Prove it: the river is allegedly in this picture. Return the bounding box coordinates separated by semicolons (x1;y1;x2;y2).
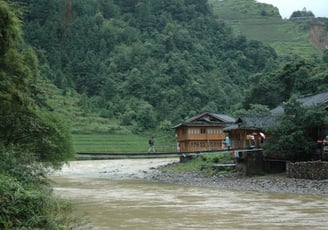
51;159;328;230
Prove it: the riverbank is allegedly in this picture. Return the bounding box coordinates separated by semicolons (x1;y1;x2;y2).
146;162;328;195
52;159;328;195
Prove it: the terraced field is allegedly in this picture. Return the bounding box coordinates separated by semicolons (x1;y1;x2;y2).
72;134;177;153
209;0;322;57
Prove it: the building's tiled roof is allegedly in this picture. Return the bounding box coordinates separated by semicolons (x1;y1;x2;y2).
172;112;235;129
271;91;328;114
223;115;277;131
185;112;235;123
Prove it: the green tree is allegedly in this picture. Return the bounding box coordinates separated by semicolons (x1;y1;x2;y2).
0;1;73;167
243;58;323;109
232;103;271;117
323;50;328;64
243;72;281;109
264;98;328;161
0;2;75;229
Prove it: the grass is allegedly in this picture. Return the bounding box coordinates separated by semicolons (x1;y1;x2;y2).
164;152;234;176
72;133;177;153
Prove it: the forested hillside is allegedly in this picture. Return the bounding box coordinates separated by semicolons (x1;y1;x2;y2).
9;0;277;131
9;0;328;133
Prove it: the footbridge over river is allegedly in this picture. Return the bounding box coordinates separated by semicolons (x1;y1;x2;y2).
75;148;284;177
75;148;263;160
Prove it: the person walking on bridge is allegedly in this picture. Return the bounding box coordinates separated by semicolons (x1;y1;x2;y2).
148;136;156;153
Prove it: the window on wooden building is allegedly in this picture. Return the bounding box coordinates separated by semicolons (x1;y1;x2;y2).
207;128;223;134
188;128;201;134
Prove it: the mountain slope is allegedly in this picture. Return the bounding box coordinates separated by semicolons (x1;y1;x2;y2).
208;0;325;57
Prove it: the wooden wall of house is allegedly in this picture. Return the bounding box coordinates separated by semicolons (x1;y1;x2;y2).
228;129;264;149
175;126;226;152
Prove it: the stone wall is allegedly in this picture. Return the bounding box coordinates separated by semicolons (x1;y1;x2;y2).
244;150;263;176
286;161;328;180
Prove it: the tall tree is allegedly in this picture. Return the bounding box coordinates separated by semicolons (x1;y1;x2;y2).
0;1;73;168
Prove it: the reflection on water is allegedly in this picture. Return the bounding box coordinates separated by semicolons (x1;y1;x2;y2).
52;176;328;230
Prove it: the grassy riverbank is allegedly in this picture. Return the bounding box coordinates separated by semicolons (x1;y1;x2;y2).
162;152;235;176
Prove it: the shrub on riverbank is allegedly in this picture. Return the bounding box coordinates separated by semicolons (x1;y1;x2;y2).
1;174;55;229
0;175;81;229
0;149;80;229
165;152;234;176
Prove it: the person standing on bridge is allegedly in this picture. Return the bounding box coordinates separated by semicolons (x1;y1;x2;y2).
224;134;231;150
148;136;156;153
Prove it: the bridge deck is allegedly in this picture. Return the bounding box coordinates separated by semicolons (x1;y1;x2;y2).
75;148;263;160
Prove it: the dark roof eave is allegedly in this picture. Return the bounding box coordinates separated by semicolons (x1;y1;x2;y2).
172;122;234;129
224;127;264;131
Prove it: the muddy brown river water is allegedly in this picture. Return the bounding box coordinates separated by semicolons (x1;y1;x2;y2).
51;159;328;230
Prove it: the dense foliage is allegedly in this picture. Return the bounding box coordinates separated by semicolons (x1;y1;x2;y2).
264;98;328;161
0;2;74;228
0;149;75;229
0;1;73;167
11;0;280;131
243;58;328;109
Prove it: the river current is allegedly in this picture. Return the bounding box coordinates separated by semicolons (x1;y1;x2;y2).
51;159;328;230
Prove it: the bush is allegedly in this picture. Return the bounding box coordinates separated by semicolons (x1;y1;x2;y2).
167;152;233;176
0;148;81;229
0;147;46;186
0;173;80;229
0;174;52;229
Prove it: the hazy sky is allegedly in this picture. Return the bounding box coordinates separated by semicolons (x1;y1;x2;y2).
256;0;328;19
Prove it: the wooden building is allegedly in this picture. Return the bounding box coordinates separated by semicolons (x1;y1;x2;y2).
226;91;328;150
223;115;275;149
172;112;235;152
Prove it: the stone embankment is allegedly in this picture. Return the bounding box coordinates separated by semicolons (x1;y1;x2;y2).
287;161;328;180
147;163;328;195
